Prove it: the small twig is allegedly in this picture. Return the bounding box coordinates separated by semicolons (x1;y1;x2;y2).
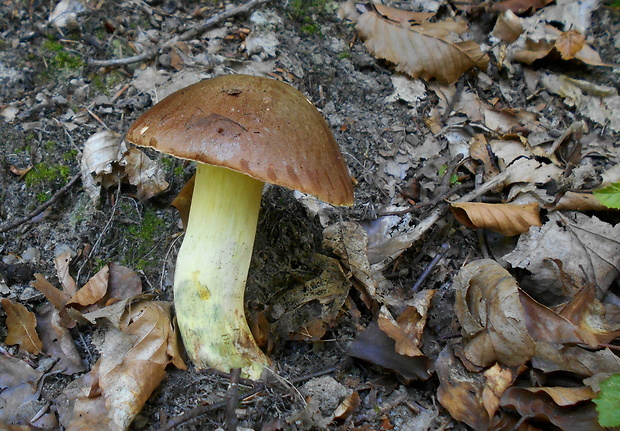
225;368;241;431
89;0;274;67
411;243;450;292
0;173;80;233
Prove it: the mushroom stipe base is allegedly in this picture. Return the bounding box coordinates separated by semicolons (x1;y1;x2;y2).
174;163;271;379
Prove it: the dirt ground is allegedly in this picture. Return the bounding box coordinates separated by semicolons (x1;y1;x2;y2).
1;0;619;430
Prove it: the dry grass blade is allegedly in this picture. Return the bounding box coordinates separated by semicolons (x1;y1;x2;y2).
356;9;489;84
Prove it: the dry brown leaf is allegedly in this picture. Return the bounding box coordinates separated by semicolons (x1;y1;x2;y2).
355;9;488;84
55;247;77;296
559;285;620;345
62;301;185;431
2;298;43;355
548;191;609;211
36;304;86;374
524;386;595;406
514;25;611;67
120;147;169;201
0;355;45;426
31;272;71;310
171;173;194;230
451;201;542;236
333;391;361;420
67;264;109;308
493;0;554;14
377;290;434;358
533;344;620;376
492;10;523;44
372;3;434;24
454;260;535;367
436;346;490;430
67;263;142;312
469;134;500;179
482;364;515;419
503;212;620;298
500;386;603;431
555;29;585;60
348;321;432;381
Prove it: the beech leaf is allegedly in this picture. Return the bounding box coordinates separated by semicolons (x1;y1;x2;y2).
2;298;43;355
354;7;489;84
62;301;186;431
451;201;542;236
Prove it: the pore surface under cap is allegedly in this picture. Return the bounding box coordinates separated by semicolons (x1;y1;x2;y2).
126;74;353;206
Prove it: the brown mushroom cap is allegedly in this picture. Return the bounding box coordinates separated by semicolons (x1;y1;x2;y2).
126;74;353;206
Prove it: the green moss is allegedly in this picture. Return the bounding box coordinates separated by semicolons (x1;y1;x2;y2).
124;208;166;270
338;51;352;60
63;149;78;161
25;163;70;188
43;39;84;70
301;23;321;35
288;0;337;35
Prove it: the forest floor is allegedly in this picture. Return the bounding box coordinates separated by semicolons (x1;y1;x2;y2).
1;0;620;430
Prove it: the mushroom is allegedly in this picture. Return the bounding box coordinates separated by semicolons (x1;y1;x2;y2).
126;74;353;379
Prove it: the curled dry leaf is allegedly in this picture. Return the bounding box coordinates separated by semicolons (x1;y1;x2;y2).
351;5;488;84
62;301;186;431
492;10;523;44
376;290;435;358
513;25;611;67
80;130;169;202
451;201;542;236
1;298;43;355
120;147;169;201
500;386;603;431
436;346;490;430
171;173;195;230
323;221;378;305
349;320;432;381
274;255;351;341
482;363;515;419
454;260;535;367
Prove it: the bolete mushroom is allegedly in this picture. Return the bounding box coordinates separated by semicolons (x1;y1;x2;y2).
126;74;353;379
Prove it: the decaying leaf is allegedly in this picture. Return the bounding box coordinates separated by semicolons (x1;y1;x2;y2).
451;201;542;236
273;254;350;341
61;301;185;431
482;363;516;419
323;221;378;305
55;246;77;297
2;298;43;355
503;212;620;298
348;5;488;84
541;73;620;133
36;303;86;374
0;355;45;426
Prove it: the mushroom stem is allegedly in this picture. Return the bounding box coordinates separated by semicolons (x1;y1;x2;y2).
174;163;270;379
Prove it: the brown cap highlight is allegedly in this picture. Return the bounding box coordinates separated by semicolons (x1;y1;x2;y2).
126;74;353;206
